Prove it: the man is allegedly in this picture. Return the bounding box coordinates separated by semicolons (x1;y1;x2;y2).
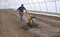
17;4;28;23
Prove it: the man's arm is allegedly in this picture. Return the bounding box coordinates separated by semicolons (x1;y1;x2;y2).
17;7;21;14
23;7;27;13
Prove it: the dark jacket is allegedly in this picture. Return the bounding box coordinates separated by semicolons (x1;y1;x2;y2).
17;6;26;12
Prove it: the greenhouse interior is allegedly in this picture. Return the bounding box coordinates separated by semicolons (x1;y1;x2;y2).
0;0;60;37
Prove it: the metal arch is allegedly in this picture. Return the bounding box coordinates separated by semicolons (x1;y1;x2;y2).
36;0;41;11
30;0;37;10
23;0;28;7
44;0;48;12
44;0;57;13
25;0;32;10
16;0;58;13
54;0;57;13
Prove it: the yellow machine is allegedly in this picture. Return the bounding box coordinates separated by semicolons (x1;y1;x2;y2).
25;12;35;25
20;15;35;30
20;12;37;30
27;16;32;24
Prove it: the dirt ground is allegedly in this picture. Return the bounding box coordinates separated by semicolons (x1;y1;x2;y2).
0;10;32;37
30;13;60;27
0;9;60;37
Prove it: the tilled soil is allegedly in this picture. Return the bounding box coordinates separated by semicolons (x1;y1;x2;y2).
29;13;60;28
0;9;60;37
0;10;32;37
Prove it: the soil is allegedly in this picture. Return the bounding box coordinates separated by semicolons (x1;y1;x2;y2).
0;9;60;37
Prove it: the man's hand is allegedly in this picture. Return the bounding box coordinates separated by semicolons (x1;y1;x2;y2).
17;10;20;12
26;11;27;14
25;10;28;17
17;10;21;14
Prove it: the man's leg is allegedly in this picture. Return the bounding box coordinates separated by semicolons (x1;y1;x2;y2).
20;15;23;22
